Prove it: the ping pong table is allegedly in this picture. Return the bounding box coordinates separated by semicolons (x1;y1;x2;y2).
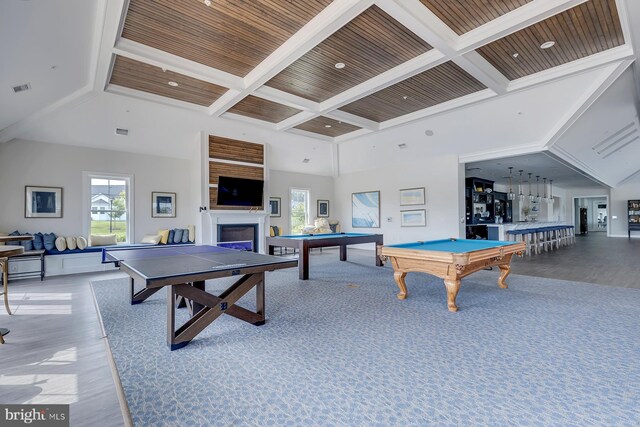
103;245;297;350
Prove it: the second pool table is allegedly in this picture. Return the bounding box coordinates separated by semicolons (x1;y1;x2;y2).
380;239;525;312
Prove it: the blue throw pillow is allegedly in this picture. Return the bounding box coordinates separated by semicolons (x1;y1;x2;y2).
43;232;57;251
20;233;34;251
168;229;175;245
181;229;189;243
33;232;44;250
173;229;183;244
273;226;279;236
7;230;21;245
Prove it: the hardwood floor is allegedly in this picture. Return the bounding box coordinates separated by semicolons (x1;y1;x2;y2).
511;231;640;289
0;233;636;426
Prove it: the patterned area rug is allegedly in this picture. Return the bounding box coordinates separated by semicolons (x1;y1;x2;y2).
92;250;639;426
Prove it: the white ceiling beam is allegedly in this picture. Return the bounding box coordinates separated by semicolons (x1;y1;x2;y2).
458;143;546;164
324;110;380;131
276;111;321;132
208;0;375;117
453;52;509;95
456;0;589;53
113;39;243;90
252;86;319;112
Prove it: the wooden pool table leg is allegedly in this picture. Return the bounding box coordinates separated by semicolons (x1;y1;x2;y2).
497;264;511;289
393;271;408;300
443;278;460;312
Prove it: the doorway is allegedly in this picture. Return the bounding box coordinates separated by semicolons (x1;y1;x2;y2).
573;196;608;234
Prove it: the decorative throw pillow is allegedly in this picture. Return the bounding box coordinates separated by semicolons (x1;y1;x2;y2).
54;236;67;251
7;230;21;246
76;236;88;250
187;225;195;242
158;229;169;244
141;234;161;244
168;229;175;245
43;233;57;251
33;232;44;250
173;229;183;243
181;229;189;243
89;234;117;246
21;233;34;251
66;236;77;250
273;226;279;236
269;226;276;237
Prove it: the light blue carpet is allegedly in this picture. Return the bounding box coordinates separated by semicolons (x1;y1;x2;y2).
92;249;640;426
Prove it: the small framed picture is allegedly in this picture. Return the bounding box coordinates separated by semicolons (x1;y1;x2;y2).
25;186;63;218
269;197;281;217
401;209;427;227
317;200;329;218
152;192;176;218
400;187;425;206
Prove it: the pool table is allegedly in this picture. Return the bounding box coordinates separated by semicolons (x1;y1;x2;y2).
380;239;525;312
267;232;384;280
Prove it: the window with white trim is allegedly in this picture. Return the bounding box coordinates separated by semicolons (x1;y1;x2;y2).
87;174;132;243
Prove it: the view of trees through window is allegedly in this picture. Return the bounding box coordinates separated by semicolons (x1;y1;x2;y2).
290;188;309;234
90;177;129;242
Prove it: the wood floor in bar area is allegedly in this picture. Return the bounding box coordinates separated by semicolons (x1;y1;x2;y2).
0;232;638;426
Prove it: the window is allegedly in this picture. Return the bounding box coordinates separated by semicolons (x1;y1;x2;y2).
290;188;310;234
86;174;133;243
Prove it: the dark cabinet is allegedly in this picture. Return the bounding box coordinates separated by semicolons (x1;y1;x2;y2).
465;177;495;225
628;200;640;238
579;208;588;234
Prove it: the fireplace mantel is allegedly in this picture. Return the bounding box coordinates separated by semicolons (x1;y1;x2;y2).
203;211;268;253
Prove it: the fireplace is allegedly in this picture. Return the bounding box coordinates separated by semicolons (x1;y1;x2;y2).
217;224;259;252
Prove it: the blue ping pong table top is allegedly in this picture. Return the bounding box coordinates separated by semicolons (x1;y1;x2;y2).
103;245;296;279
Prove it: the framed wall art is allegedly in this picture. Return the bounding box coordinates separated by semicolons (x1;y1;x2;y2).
25;186;63;218
399;187;425;206
152;192;176;218
269;197;281;217
317;200;329;218
401;209;426;227
352;191;380;228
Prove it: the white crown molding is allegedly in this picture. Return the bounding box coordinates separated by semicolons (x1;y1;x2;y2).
285;128;335;142
548;145;614;187
324;110;380;131
334;128;372;143
458;143;545;164
106;85;210;114
220;112;279;131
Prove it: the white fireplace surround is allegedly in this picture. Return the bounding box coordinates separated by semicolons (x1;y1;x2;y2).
203;212;268;253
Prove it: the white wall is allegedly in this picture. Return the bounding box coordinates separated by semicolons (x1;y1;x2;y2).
334;154;463;246
267;170;334;234
0;139;196;241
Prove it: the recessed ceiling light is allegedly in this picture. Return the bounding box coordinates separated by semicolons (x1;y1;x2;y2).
512;53;519;58
540;41;555;49
402;95;408;100
334;62;345;69
204;0;212;6
325;124;332;128
425;130;434;136
168;81;178;87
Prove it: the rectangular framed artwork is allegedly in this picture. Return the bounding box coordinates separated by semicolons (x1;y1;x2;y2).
25;186;63;218
317;200;329;218
401;209;427;227
352;191;380;228
399;187;425;206
152;192;176;218
269;197;281;217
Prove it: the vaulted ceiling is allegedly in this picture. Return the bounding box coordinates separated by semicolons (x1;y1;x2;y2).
1;0;639;186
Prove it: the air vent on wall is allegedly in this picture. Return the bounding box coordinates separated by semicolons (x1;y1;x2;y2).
12;83;31;93
115;128;129;136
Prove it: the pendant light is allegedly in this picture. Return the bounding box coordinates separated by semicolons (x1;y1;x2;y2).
528;173;534;202
535;176;541;202
518;170;525;201
542;178;548;202
547;179;554;204
507;167;515;200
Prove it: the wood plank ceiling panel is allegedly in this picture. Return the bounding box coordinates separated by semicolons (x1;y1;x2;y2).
226;96;302;123
339;61;486;122
419;0;532;35
209;135;264;164
121;0;332;77
477;0;624;80
109;55;227;106
265;5;432;102
294;116;361;137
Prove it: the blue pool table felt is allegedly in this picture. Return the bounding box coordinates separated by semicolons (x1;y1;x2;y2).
386;239;518;253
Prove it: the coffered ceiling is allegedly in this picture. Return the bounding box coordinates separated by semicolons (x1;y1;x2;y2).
102;0;634;142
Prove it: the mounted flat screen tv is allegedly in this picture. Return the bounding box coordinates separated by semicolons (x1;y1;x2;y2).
217;176;264;207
